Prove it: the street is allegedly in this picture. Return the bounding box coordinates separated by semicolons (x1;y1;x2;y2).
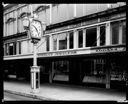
4;92;40;101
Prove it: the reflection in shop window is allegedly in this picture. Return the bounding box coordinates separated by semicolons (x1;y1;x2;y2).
53;34;58;50
86;27;97;47
111;21;126;45
110;59;126;81
94;59;105;76
111;22;119;44
53;60;69;81
82;59;106;83
78;29;83;48
100;25;106;46
122;21;126;44
69;31;74;49
54;61;69;74
59;32;67;50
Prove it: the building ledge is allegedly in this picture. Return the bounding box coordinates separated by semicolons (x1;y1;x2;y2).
3;31;27;41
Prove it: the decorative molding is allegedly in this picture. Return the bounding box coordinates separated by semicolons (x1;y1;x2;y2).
18;12;31;19
6;18;16;23
34;5;49;13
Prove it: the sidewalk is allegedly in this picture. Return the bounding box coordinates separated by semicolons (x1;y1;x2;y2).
4;80;126;102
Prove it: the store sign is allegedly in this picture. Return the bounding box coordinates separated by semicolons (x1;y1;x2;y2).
40;51;77;57
95;47;126;53
39;46;126;58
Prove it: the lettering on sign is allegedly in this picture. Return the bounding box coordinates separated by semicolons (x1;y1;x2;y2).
41;51;76;57
39;47;125;58
96;47;126;53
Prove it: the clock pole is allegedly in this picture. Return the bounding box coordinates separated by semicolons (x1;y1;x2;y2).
22;4;46;94
30;40;40;93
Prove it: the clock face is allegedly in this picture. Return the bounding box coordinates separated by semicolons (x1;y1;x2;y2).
30;20;42;39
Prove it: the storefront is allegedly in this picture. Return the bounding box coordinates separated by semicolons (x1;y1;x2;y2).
37;44;126;89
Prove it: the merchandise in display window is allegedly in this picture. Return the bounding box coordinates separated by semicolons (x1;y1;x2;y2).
53;60;69;81
83;59;106;83
110;61;126;81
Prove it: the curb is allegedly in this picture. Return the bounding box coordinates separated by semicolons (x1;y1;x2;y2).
4;90;58;101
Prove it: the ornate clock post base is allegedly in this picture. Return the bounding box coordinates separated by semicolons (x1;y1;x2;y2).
30;66;40;93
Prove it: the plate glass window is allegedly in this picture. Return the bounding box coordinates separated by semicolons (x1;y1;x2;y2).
69;31;74;49
100;25;106;46
78;29;83;48
59;32;67;50
86;27;97;47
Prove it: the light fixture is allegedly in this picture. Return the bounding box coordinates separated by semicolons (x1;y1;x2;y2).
23;16;30;30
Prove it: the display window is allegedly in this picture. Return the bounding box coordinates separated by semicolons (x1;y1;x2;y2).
110;59;126;81
53;60;69;81
82;59;106;83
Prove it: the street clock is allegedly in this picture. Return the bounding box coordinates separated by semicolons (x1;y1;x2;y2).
30;19;42;40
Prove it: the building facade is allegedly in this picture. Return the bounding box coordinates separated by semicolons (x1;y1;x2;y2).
3;3;126;89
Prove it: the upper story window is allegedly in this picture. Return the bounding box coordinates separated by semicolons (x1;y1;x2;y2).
86;27;97;47
59;32;67;50
111;20;126;45
4;42;16;56
100;25;106;46
78;29;83;48
111;22;119;44
122;21;126;44
69;31;74;49
53;34;58;51
46;36;49;51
